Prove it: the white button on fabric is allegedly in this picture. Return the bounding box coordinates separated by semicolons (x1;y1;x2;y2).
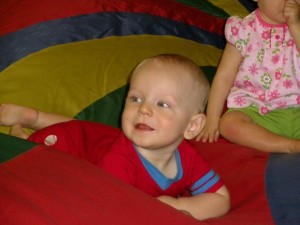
44;135;58;146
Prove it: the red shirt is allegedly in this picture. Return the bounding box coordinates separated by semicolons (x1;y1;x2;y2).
29;120;223;197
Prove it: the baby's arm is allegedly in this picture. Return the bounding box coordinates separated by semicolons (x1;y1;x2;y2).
157;186;230;221
196;43;242;142
0;104;73;131
285;0;300;51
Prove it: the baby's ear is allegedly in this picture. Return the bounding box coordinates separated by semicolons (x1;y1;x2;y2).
184;114;206;140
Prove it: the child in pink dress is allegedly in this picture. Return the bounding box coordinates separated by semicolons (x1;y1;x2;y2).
197;0;300;153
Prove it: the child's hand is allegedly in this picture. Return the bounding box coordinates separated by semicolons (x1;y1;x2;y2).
0;104;38;127
284;0;300;26
195;119;220;143
0;104;22;126
156;195;179;209
157;186;230;221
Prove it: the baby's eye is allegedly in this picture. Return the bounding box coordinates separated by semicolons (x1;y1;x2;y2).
157;101;170;108
129;96;142;103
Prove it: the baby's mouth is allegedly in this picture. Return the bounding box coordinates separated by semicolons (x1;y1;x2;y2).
135;123;154;131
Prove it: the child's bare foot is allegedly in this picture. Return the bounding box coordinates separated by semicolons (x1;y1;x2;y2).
9;124;29;139
0;104;38;127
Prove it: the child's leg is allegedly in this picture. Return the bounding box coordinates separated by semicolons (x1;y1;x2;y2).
219;110;300;153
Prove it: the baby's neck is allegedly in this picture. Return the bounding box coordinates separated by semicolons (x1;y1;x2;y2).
256;9;285;26
135;146;178;178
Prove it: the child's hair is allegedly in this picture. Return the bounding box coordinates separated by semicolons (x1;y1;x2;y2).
132;54;210;113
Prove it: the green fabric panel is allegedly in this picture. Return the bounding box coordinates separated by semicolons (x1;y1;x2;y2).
75;85;129;128
202;66;217;85
176;0;230;19
0;133;36;163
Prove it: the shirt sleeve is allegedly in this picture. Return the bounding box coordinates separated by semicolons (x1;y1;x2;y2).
190;168;222;195
225;15;248;56
28;120;82;152
185;146;224;195
28;120;119;164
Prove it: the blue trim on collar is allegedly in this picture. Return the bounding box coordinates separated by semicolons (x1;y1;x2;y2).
134;146;183;190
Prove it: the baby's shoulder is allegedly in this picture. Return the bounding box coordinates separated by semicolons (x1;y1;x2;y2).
226;11;256;29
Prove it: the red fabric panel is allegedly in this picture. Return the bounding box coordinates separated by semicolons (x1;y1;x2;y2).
0;146;203;225
0;0;224;36
191;139;274;225
0;139;275;224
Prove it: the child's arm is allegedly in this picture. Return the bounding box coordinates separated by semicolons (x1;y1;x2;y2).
0;104;73;130
30;110;74;130
285;0;300;52
157;186;230;220
196;43;242;142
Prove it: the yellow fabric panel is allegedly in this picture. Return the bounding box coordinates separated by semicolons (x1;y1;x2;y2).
0;35;222;134
208;0;251;17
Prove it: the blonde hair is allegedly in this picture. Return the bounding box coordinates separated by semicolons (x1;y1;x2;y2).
132;54;210;113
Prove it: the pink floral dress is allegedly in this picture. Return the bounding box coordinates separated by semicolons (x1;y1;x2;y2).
225;9;300;115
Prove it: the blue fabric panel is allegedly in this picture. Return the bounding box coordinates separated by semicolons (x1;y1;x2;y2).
0;12;225;72
266;153;300;225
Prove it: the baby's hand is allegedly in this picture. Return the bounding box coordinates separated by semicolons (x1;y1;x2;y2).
157;196;192;217
0;104;38;127
157;195;178;208
195;120;220;143
284;0;300;26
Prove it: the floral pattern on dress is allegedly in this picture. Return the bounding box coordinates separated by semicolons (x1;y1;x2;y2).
225;9;300;115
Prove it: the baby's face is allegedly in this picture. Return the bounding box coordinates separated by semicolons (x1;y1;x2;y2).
121;61;198;151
